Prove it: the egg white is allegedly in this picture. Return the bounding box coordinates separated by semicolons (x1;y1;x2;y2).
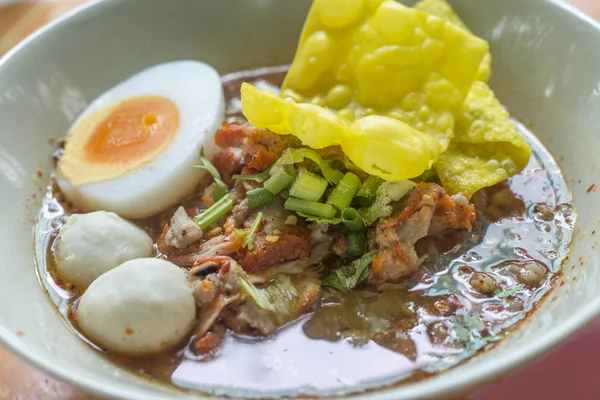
57;60;225;219
77;258;196;356
54;211;154;289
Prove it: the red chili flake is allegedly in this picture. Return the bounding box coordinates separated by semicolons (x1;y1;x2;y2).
588;183;597;193
17;331;24;336
181;229;187;237
221;261;231;275
125;328;134;335
36;170;43;178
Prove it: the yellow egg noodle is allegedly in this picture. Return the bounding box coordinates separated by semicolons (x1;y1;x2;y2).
241;0;531;195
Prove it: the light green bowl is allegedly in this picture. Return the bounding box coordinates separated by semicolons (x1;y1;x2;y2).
1;0;599;399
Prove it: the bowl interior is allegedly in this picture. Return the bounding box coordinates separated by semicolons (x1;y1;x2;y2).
1;0;600;399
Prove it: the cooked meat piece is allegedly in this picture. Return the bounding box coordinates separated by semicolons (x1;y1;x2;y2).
370;183;476;286
160;232;243;268
215;122;286;173
164;207;203;250
471;180;525;222
237;199;314;273
192;256;246;306
240;233;313;273
212;148;244;184
192;324;226;359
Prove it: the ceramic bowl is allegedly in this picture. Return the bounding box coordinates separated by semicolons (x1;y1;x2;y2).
1;0;599;399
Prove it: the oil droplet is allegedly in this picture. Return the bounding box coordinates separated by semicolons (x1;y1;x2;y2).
535;221;552;233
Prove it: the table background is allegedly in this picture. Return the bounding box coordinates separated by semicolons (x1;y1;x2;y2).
1;0;599;399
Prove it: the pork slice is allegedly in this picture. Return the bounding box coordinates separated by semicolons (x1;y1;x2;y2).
369;183;476;286
164;206;203;250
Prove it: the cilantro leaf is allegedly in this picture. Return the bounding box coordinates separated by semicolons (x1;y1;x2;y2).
452;315;486;343
296;212;342;225
495;284;525;299
322;251;377;292
360;180;416;226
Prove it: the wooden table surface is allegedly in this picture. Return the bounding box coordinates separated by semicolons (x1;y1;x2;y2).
1;1;599;399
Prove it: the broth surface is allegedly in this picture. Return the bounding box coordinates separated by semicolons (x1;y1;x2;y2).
34;67;575;397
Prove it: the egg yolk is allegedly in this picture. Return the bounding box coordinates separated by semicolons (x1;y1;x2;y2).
59;96;179;186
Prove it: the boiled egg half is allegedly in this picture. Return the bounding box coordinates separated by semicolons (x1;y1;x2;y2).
57;61;224;219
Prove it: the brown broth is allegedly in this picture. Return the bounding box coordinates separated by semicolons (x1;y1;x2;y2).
34;66;575;398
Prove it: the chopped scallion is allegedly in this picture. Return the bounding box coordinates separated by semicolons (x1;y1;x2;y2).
289;168;328;201
327;172;361;210
247;188;274;208
195;147;229;201
284;197;337;219
355;175;384;206
232;166;273;182
194;195;233;230
346;230;366;256
341;207;365;231
264;166;296;194
274;148;343;184
242;212;263;250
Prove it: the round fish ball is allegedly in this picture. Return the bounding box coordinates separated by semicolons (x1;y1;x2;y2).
77;258;196;355
55;211;153;288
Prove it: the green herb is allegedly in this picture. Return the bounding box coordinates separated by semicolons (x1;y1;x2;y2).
482;335;502;343
232;167;273;182
275;148;344;184
326;172;361;211
288;168;328;201
417;168;438;183
239;275;299;315
194;195;233;230
453;318;471;342
322;251;377;292
341;207;365;231
296;212;342;225
195;147;229;201
343;155;362;173
452;315;486;343
264;165;296;194
285;197;337;219
242;212;263;250
246;188;274;208
496;284;525;299
360;180;416;226
355;175;384;206
346;230;366;256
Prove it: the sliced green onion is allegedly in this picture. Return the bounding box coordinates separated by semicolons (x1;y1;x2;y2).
417;168;437;183
346;230;366;256
194;195;233;230
247;188;274;208
341;207;365;231
195;147;229;201
274;148;343;184
242;212;263;250
232;166;272;182
264;166;296;194
285;197;337;219
289;168;328;201
355;175;384;206
280;190;290;199
327;172;361;210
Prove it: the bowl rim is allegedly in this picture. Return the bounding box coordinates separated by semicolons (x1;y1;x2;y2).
1;0;599;399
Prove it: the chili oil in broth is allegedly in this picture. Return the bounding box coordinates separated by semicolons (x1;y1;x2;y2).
34;66;575;397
